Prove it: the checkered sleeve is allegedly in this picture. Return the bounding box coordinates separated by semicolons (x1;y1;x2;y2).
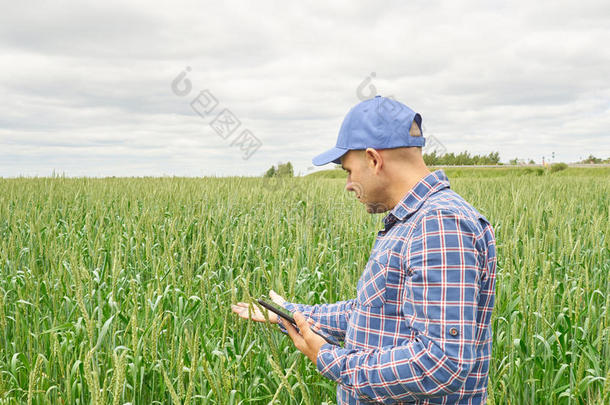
316;210;483;402
280;300;355;340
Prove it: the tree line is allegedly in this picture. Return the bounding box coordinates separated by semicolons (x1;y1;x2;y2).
423;151;501;166
264;153;609;177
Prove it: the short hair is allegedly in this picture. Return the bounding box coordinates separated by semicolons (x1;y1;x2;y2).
409;119;422;137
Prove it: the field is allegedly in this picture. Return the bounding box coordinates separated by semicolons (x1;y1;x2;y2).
0;168;608;404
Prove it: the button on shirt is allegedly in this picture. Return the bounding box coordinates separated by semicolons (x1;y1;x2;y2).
283;170;497;404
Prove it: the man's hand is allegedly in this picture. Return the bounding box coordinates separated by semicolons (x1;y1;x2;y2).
282;311;327;364
231;290;286;323
232;292;326;365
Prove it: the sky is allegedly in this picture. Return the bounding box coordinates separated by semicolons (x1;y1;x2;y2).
1;0;609;177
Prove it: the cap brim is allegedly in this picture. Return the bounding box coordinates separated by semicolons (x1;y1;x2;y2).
312;146;348;166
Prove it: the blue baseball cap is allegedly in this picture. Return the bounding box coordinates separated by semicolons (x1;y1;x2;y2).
312;95;425;166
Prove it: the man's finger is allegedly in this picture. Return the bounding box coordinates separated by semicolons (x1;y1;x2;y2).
231;304;255;319
232;303;277;323
293;312;312;338
231;304;248;317
280;319;304;347
269;290;286;306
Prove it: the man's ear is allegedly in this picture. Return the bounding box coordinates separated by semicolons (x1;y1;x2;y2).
364;148;383;173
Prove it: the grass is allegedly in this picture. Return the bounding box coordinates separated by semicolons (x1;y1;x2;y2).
0;170;608;403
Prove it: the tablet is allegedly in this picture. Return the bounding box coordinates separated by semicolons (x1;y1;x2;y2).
257;298;340;346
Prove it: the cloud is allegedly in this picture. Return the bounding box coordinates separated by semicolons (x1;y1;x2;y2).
1;0;609;177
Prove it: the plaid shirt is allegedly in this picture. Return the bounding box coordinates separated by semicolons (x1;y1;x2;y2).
283;170;497;404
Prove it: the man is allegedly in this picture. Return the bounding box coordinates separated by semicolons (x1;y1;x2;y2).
232;96;497;404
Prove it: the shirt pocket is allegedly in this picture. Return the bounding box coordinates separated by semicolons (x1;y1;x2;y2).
357;250;390;307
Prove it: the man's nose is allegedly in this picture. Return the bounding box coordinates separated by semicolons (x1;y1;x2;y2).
346;181;364;199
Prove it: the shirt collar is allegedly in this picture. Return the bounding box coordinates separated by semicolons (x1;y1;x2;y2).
382;170;451;227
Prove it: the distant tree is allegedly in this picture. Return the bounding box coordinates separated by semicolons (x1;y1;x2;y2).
263;162;294;178
423;150;501;166
580;155;602;164
423;150;441;165
509;158;519;165
550;162;568;173
276;162;293;177
264;166;276;178
528;159;535;164
487;152;501;164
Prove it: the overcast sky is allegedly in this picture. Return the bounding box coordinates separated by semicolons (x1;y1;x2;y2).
1;0;609;177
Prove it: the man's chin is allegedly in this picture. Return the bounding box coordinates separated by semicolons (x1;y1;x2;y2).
365;202;389;214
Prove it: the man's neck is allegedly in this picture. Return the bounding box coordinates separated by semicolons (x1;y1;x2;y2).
386;165;432;210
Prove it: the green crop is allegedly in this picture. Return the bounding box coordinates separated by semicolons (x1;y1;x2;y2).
0;171;608;403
